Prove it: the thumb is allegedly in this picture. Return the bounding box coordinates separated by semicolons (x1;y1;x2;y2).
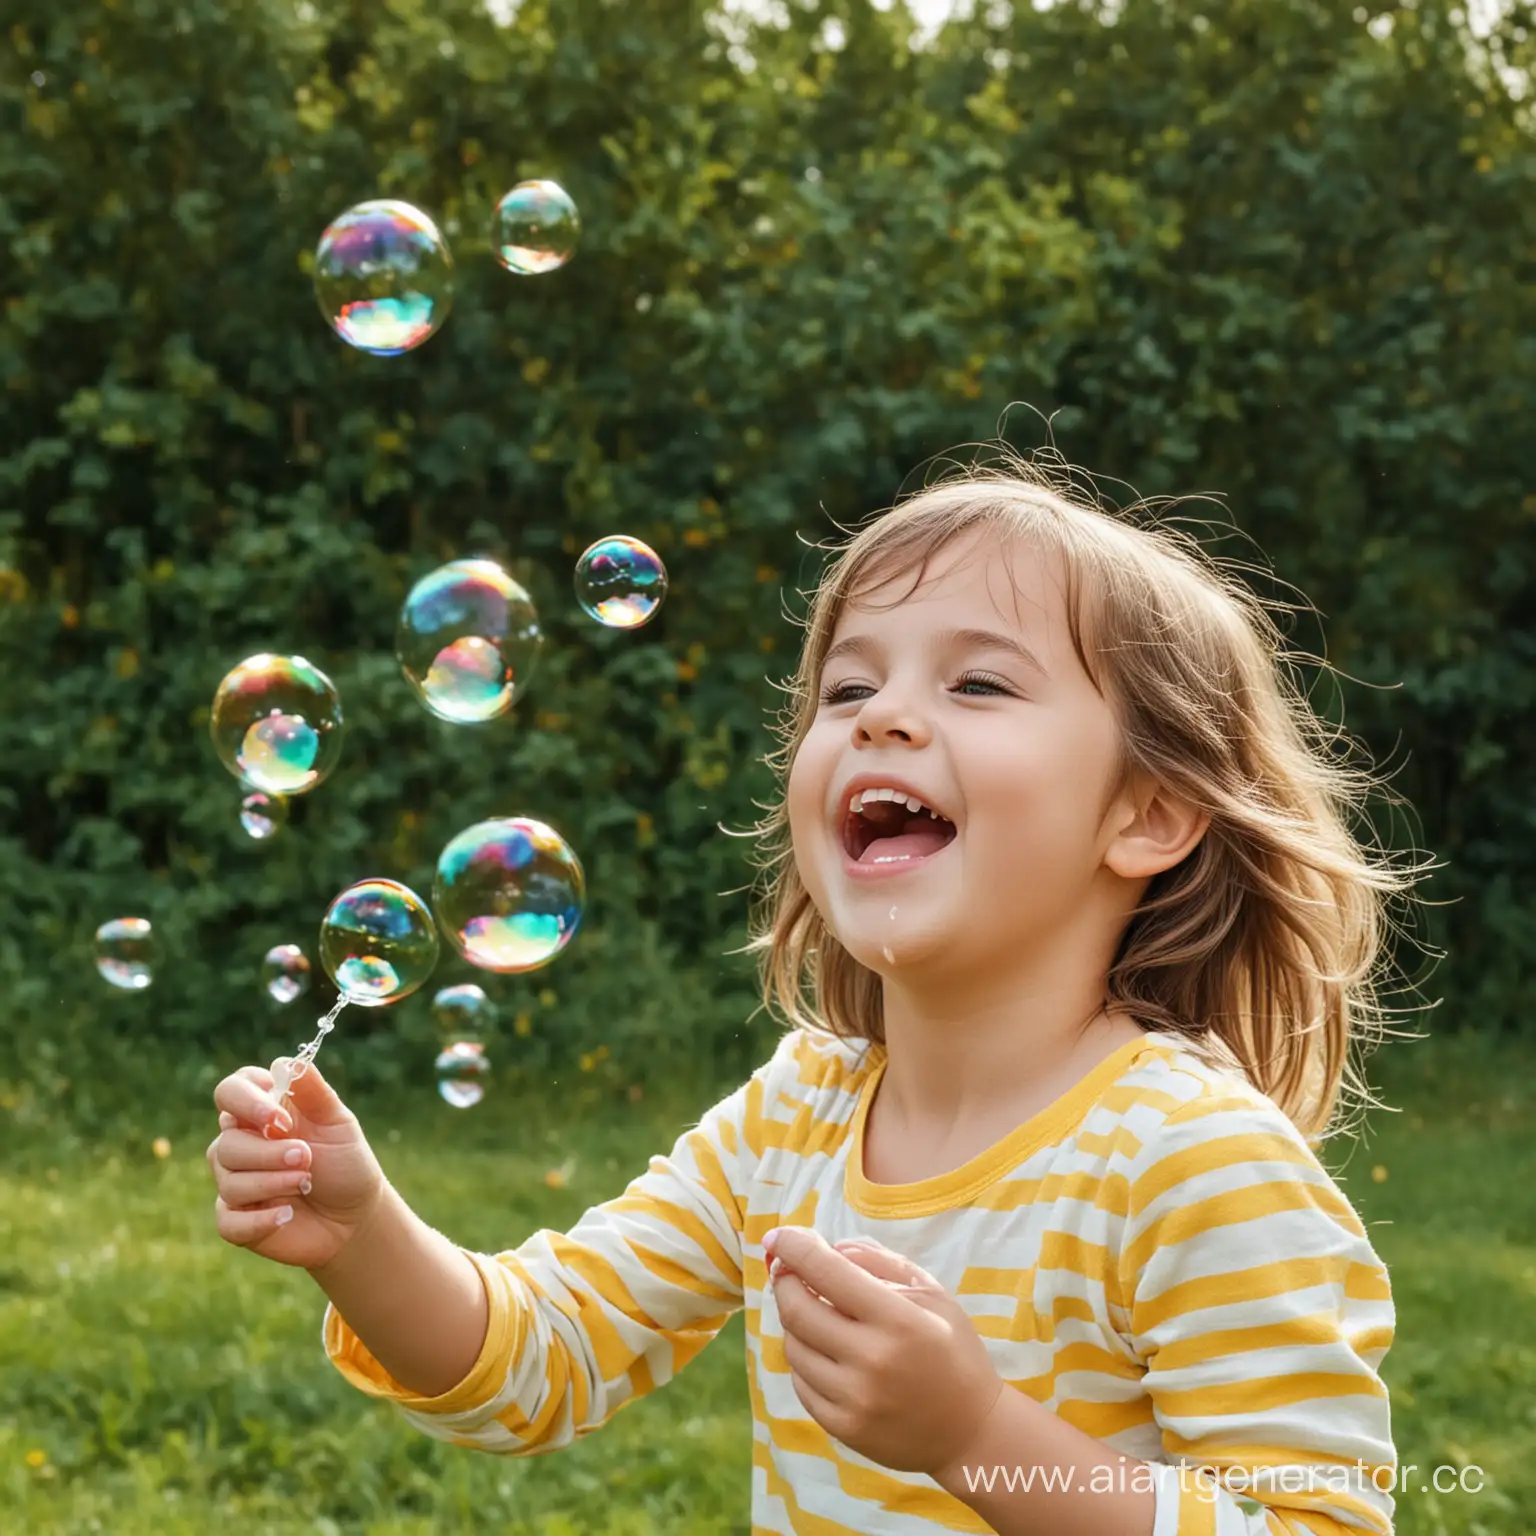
272;1057;353;1126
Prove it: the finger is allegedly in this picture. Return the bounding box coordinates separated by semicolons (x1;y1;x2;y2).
775;1270;860;1358
214;1194;295;1248
788;1367;849;1441
214;1167;313;1209
213;1125;312;1174
781;1329;848;1404
219;1112;236;1132
835;1240;932;1290
766;1227;894;1322
213;1066;291;1136
279;1058;354;1128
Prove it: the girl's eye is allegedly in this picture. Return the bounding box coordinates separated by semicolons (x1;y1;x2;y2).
817;671;1016;705
953;670;1014;696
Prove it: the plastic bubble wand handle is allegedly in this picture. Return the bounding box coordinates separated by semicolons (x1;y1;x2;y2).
270;996;348;1107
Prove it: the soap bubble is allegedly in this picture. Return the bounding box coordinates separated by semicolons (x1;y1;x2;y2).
262;944;312;1005
314;199;454;354
396;559;542;724
94;917;161;992
319;879;439;1006
433;817;585;974
435;1039;489;1109
574;536;668;629
240;790;288;841
492;180;581;275
431;983;495;1042
211;654;344;796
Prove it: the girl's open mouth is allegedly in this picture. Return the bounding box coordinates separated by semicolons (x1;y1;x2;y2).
841;798;958;869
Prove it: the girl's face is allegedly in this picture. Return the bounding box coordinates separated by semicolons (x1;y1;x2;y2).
787;529;1136;984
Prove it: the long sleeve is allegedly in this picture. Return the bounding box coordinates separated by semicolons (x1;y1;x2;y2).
1118;1093;1397;1536
322;1039;779;1456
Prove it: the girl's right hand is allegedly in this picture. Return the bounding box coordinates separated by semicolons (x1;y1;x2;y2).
207;1059;386;1272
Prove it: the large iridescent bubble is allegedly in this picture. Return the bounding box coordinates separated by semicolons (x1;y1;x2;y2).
433;817;585;974
211;655;343;796
396;559;543;724
319;879;439;1006
94;917;161;992
492;180;581;276
574;536;668;629
314;200;454;355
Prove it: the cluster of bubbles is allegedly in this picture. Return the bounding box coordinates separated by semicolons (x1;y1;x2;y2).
314;180;581;358
432;984;495;1109
93;179;668;1113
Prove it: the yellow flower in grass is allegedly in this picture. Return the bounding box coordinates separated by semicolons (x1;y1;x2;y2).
152;1136;172;1160
25;1449;46;1469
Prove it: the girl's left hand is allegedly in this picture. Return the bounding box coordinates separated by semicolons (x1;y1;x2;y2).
766;1226;1005;1476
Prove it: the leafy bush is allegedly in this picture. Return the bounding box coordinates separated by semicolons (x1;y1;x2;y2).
2;0;1532;1117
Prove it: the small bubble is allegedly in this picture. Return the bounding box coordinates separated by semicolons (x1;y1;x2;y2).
262;944;312;1005
574;536;668;630
436;1040;489;1108
239;790;288;841
30;71;45;87
492;179;581;276
431;983;496;1041
95;918;161;992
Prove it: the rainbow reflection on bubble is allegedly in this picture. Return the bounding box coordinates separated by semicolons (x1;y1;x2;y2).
431;982;495;1041
314;200;454;355
95;917;161;992
492;180;581;276
574;536;668;629
240;790;288;841
396;559;542;724
432;817;585;974
262;943;312;1005
435;1039;490;1109
319;878;439;1007
211;654;343;796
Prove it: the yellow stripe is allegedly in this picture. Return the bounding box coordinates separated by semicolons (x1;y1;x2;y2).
1152;1307;1372;1374
1128;1130;1338;1226
1132;1251;1366;1336
684;1130;746;1235
1123;1177;1364;1285
1154;1367;1388;1420
602;1191;741;1288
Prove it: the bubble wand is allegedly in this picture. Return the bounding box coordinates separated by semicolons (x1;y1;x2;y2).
270;996;348;1107
269;878;441;1109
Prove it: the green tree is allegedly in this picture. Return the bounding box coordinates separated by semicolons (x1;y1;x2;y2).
1;0;1530;1122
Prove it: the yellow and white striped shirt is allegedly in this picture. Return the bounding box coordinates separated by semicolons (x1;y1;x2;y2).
325;1027;1397;1535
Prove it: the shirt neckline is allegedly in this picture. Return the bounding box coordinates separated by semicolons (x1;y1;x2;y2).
844;1031;1166;1218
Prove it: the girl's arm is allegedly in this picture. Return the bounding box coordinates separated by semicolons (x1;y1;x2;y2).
320;1033;794;1456
309;1182;489;1399
1110;1095;1399;1535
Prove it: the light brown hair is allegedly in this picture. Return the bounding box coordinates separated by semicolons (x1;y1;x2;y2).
740;448;1438;1144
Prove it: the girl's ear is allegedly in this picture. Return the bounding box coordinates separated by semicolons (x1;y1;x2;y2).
1104;777;1210;881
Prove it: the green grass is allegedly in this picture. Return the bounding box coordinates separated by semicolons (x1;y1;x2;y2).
2;1032;1533;1534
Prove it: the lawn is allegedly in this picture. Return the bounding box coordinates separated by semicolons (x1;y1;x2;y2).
1;1029;1532;1534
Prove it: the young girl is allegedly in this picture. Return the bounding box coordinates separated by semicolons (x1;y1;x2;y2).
209;455;1421;1535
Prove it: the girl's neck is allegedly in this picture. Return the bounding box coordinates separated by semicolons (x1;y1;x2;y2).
873;992;1144;1141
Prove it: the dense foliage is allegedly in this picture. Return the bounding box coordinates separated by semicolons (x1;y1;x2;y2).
2;0;1532;1115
